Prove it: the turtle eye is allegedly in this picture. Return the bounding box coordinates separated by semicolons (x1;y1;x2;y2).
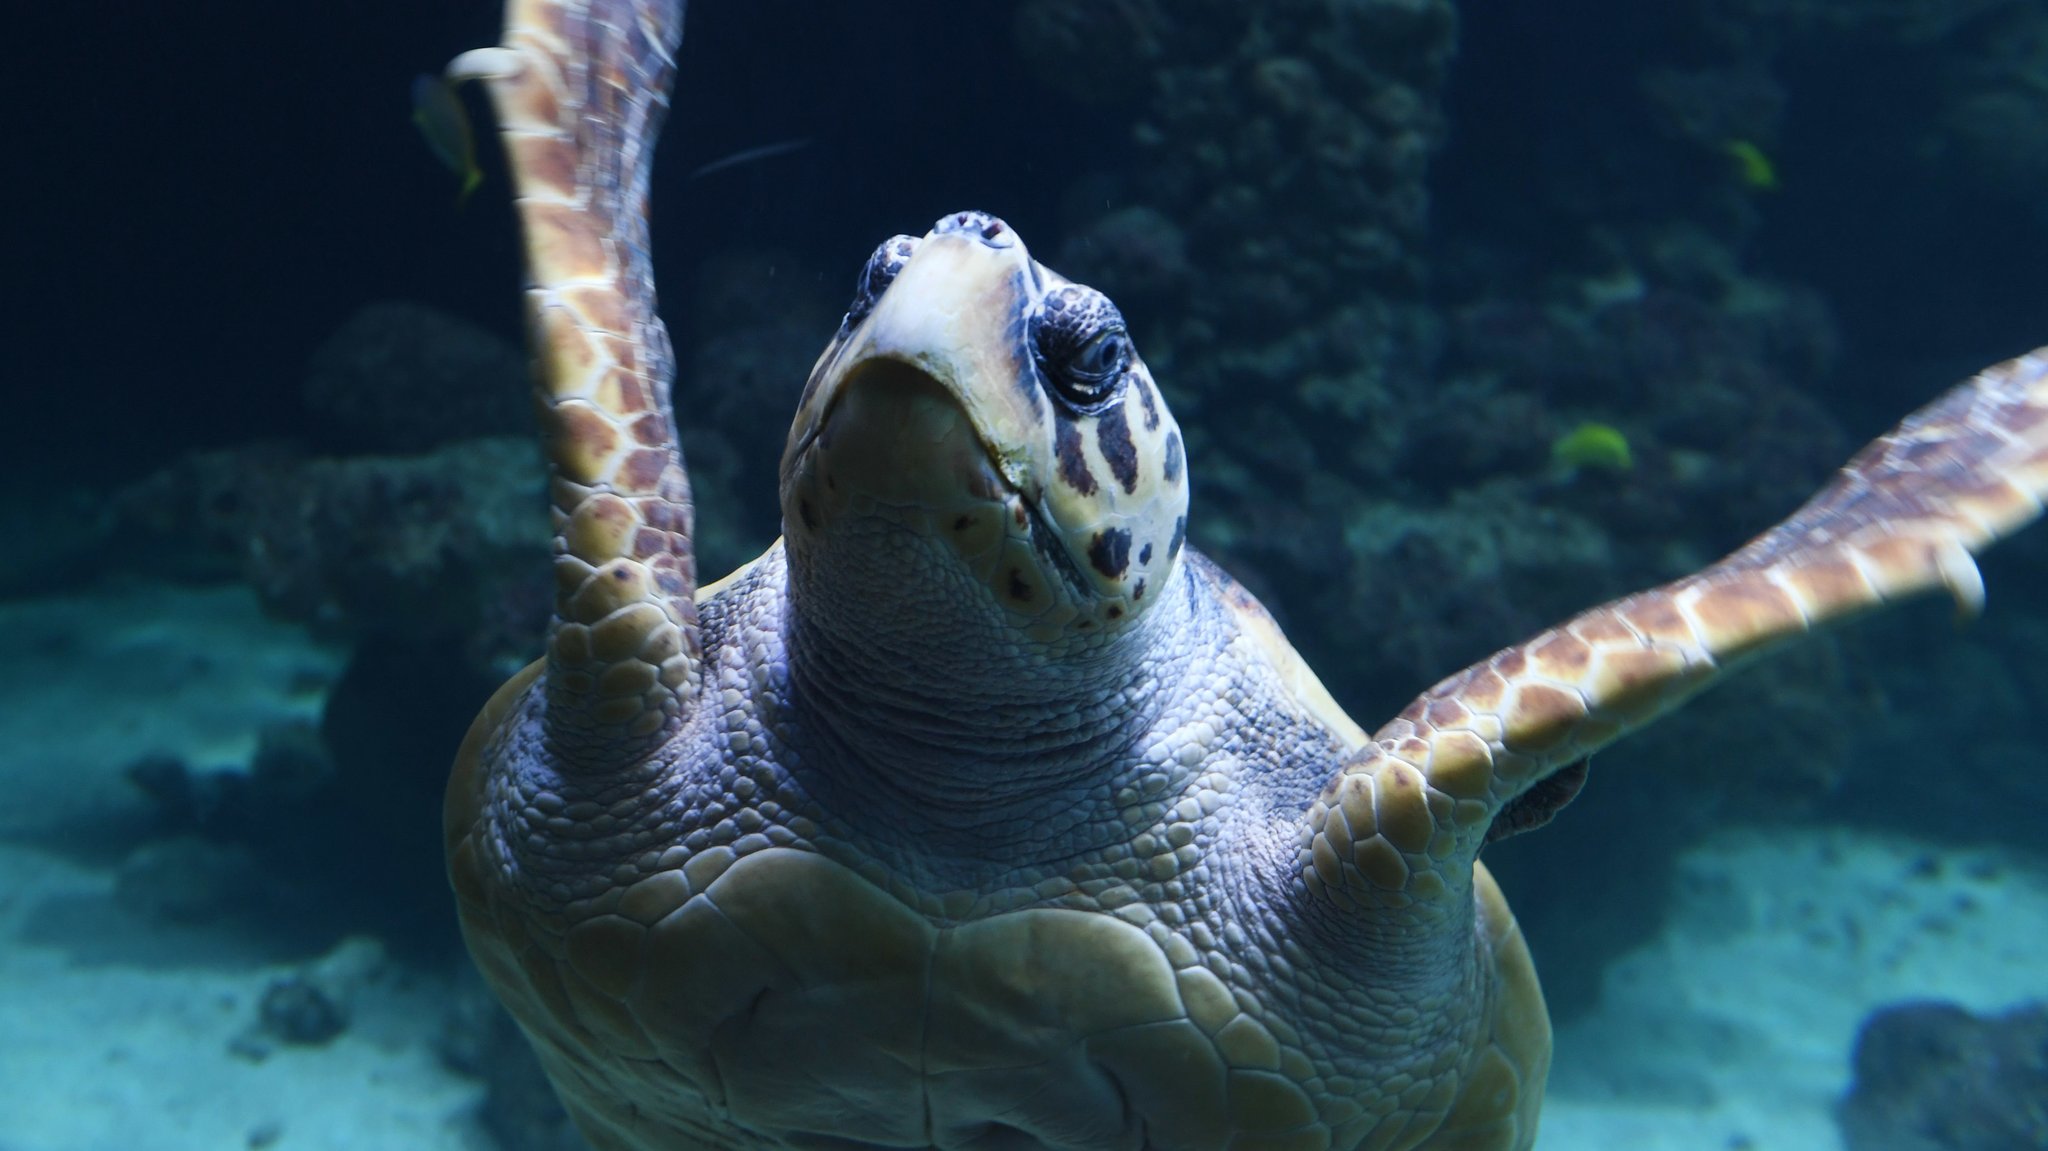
845;235;919;328
1031;283;1131;411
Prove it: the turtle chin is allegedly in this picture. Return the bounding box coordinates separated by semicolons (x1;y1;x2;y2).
782;357;1132;643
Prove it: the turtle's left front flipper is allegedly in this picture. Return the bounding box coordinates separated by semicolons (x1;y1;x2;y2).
1303;347;2048;911
449;0;698;768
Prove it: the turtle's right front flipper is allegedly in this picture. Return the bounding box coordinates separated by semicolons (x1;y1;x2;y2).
1303;346;2048;913
451;0;698;766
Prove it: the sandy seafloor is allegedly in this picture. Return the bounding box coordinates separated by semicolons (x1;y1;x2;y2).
1;581;2042;1151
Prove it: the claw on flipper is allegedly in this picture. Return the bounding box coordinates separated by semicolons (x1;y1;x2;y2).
447;47;521;83
1934;536;1986;618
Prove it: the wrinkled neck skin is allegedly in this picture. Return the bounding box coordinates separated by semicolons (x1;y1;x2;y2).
781;515;1194;852
781;522;1494;1011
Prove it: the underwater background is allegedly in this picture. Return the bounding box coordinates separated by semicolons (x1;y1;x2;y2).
4;0;2046;1148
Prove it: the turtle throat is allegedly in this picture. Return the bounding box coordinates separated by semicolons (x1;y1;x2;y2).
780;364;1193;827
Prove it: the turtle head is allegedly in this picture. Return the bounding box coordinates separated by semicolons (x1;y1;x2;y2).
782;211;1190;647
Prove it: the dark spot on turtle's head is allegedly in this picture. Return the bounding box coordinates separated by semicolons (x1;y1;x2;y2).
1133;578;1146;601
1088;527;1132;579
1162;432;1183;485
1139;542;1153;566
1007;568;1033;602
1054;416;1098;496
1106;604;1123;620
1133;373;1161;431
1096;403;1139;494
1168;514;1187;561
953;514;974;532
799;499;819;531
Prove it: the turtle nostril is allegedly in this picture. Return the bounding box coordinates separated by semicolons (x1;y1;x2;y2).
934;210;1016;248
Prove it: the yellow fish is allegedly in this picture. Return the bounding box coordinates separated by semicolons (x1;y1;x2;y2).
412;73;483;207
1550;422;1634;474
1722;138;1778;191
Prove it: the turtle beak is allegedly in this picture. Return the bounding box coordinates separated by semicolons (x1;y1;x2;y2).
781;217;1049;516
787;356;1016;527
780;215;1103;627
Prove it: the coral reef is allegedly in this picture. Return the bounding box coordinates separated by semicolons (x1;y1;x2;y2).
123;721;334;839
1927;7;2048;201
100;302;556;946
114;436;550;678
1234;220;1850;720
1837;999;2048;1151
230;938;391;1060
255;976;350;1046
302;302;532;454
1639;64;1786;156
117;639;496;941
1700;0;2020;50
114;836;282;926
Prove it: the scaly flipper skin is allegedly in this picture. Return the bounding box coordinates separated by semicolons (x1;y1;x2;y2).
1303;350;2048;916
450;0;698;765
445;2;2048;1150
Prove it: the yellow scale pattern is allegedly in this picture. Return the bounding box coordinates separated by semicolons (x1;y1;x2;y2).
450;0;699;762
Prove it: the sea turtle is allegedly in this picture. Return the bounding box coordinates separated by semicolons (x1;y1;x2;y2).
439;2;2048;1149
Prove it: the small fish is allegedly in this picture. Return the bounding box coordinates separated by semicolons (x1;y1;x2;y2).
1722;138;1778;192
686;137;813;182
412;73;483;206
1550;422;1634;475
